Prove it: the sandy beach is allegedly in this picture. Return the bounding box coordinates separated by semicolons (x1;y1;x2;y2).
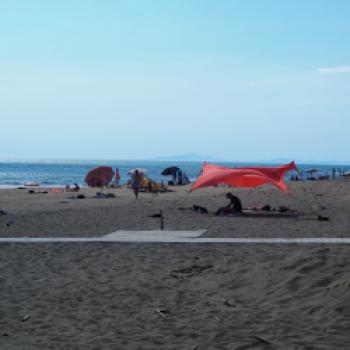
1;179;350;349
1;180;349;238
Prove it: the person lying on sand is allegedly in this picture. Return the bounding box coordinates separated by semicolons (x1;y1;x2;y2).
245;204;297;214
215;192;243;216
277;205;295;213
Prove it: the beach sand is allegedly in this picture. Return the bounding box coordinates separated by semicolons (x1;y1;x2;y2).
0;180;350;349
1;180;350;238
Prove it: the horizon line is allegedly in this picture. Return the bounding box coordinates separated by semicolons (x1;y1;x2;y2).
0;156;350;165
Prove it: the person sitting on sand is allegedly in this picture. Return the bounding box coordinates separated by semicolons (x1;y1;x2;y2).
215;192;243;215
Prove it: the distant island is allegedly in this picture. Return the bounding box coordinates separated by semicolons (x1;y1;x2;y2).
148;153;225;162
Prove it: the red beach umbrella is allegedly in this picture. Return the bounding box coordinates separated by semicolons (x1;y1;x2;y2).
85;166;114;187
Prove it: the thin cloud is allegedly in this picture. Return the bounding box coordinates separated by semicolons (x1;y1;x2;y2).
319;66;350;74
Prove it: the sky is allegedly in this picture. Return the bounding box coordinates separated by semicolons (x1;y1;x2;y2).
1;0;350;162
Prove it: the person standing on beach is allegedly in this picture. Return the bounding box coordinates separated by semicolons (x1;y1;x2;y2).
131;169;142;199
115;168;121;186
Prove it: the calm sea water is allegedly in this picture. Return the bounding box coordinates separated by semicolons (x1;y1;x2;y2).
0;160;349;188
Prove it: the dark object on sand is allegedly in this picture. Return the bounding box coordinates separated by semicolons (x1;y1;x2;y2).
222;299;235;307
160;209;164;230
0;209;7;215
252;335;272;345
148;209;164;230
95;192;116;199
155;308;168;317
241;210;299;218
77;194;85;199
177;206;193;211
318;215;330;221
170;264;213;278
193;205;209;214
277;206;295;213
278;206;289;213
261;204;272;211
28;190;48;194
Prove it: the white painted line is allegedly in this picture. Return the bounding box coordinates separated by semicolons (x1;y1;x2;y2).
193;238;350;244
0;231;349;244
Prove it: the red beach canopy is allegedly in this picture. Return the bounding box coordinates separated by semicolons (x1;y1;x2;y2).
191;161;299;193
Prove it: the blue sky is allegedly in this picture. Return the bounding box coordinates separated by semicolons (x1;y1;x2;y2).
1;0;350;162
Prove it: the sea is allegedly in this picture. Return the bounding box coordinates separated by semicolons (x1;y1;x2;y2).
0;160;349;188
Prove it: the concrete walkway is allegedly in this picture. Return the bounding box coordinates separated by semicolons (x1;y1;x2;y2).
0;230;350;244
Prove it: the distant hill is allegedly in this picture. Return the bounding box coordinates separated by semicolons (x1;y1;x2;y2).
148;153;226;162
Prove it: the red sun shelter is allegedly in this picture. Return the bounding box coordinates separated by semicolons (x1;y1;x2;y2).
191;161;299;193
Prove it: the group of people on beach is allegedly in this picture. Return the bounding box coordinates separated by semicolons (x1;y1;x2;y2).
65;183;80;192
128;169;168;199
115;167;245;211
63;164;299;217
